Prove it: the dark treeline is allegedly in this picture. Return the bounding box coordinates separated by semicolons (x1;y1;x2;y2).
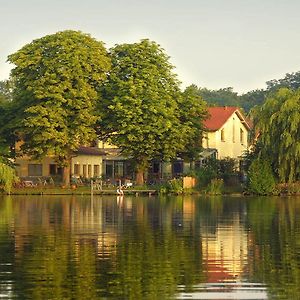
187;70;300;112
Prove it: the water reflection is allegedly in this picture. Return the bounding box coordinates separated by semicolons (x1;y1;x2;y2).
0;195;299;299
201;215;248;282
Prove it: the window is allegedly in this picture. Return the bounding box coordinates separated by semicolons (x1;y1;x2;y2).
153;162;160;174
88;165;92;177
28;164;42;176
221;129;225;141
83;165;87;178
240;128;244;144
114;161;124;177
105;161;113;177
74;164;80;175
94;165;99;177
172;161;183;175
49;164;57;175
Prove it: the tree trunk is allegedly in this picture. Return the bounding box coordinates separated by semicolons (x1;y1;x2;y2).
62;157;72;187
136;169;144;186
135;158;149;186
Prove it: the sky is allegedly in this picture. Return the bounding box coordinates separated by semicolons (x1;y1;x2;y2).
1;0;300;94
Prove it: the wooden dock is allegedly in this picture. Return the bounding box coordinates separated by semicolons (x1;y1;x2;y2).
92;189;157;196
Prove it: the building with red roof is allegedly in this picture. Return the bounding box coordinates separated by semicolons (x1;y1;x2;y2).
202;107;251;159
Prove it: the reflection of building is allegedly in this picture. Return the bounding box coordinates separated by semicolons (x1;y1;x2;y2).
201;216;248;282
12;196;122;259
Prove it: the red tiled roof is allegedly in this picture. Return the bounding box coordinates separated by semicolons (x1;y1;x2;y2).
204;106;251;131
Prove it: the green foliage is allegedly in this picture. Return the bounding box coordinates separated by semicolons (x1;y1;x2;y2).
196;86;240;107
0;80;15;155
256;88;300;183
184;84;266;113
206;178;224;195
266;71;300;92
196;157;237;189
98;40;206;182
219;157;237;183
0;161;17;193
0;80;13;103
276;181;300;195
178;85;208;161
247;158;275;195
196;158;219;188
6;30;111;184
167;178;183;194
157;178;184;195
184;71;300;114
239;89;266;112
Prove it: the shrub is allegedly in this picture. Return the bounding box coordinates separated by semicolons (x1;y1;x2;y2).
247;158;275;195
206;178;224;195
277;181;300;195
0;162;18;194
196;157;238;189
167;178;183;194
219;157;237;183
196;158;219;188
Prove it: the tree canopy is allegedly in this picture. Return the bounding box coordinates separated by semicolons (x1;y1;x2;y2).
178;85;207;160
255;88;300;182
266;71;300;92
0;80;15;157
6;30;111;185
196;86;240;107
97;40;207;184
0;80;13;103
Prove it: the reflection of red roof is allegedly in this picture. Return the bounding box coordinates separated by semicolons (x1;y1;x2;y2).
205;260;234;283
204;107;251;131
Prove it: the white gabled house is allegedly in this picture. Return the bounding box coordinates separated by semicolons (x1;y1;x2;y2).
202;106;252;160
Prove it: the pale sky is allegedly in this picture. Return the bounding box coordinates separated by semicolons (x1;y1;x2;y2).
1;0;300;94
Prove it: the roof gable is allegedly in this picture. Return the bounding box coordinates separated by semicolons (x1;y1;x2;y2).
204;106;251;131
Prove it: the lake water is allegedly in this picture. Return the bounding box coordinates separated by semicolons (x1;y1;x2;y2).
0;195;299;299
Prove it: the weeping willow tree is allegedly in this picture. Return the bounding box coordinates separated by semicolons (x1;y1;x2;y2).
0;161;17;194
256;88;300;183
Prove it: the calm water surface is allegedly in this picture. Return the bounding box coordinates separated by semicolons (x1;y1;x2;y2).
0;195;299;299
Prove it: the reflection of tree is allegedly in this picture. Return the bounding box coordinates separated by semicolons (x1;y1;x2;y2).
0;195;206;299
100;221;204;299
247;196;300;299
0;196;15;298
2;195;299;299
14;231;70;299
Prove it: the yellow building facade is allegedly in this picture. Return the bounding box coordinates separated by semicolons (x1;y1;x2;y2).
202;107;251;159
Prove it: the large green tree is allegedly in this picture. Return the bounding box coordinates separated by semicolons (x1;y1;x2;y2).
178;85;208;161
97;40;206;184
256;88;300;182
7;30;111;186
